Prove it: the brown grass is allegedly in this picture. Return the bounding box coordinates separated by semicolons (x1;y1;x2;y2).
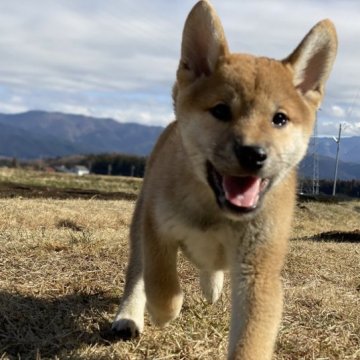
0;167;142;194
0;177;359;359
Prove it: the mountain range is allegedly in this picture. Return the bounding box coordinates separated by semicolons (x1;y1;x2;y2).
0;111;163;158
0;111;359;180
299;154;360;180
314;136;360;164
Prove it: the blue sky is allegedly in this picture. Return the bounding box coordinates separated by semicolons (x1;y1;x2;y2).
0;0;359;136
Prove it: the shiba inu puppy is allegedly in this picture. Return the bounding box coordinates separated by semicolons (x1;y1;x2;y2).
111;1;337;358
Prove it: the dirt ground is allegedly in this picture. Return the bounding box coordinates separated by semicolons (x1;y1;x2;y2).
0;182;137;201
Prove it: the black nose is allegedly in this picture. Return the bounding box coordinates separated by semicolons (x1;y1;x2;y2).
234;144;267;171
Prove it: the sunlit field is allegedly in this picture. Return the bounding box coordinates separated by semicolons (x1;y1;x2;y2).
0;168;359;359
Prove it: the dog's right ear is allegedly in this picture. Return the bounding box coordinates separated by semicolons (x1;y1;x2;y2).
177;0;229;84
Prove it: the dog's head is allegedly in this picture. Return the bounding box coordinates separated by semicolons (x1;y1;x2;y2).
173;0;337;217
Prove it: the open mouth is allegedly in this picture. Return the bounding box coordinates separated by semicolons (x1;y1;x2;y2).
206;161;270;214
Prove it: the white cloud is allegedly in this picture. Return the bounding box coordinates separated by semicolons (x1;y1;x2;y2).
331;105;346;118
343;121;360;135
49;97;174;127
0;102;27;114
0;0;358;136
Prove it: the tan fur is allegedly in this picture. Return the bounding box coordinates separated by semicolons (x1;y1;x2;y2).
112;1;337;359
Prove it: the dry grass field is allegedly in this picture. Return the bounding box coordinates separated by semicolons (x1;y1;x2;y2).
0;168;359;359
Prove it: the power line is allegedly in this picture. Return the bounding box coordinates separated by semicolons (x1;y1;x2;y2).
332;123;342;196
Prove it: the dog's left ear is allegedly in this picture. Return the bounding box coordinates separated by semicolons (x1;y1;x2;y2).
284;20;338;108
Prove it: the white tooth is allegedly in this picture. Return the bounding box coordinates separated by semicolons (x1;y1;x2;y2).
260;179;269;191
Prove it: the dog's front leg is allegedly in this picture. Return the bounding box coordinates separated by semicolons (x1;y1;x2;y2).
112;225;146;339
143;222;183;327
200;270;224;304
228;244;285;360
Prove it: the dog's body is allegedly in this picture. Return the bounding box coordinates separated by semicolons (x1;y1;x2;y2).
112;1;337;359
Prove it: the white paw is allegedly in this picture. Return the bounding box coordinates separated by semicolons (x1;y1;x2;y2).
111;316;144;340
200;270;224;304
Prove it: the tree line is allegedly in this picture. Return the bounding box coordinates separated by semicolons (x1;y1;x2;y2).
57;153;147;178
1;153;146;178
300;178;360;197
87;153;146;177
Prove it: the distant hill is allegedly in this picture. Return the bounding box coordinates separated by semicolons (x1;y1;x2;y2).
315;136;360;164
0;110;359;180
300;135;360;180
299;154;360;180
0;111;163;159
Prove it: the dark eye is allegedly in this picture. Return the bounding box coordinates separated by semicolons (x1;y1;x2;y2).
209;103;232;122
272;112;289;127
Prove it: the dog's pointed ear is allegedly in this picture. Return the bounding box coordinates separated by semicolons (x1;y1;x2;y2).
284;20;338;108
178;0;229;83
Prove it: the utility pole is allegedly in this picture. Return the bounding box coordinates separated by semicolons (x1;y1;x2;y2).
331;90;357;196
312;116;319;195
332;123;342;196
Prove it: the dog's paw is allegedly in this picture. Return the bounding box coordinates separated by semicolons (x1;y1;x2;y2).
147;292;183;327
111;318;143;340
200;270;224;304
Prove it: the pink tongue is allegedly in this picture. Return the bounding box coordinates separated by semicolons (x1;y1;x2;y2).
222;176;261;208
